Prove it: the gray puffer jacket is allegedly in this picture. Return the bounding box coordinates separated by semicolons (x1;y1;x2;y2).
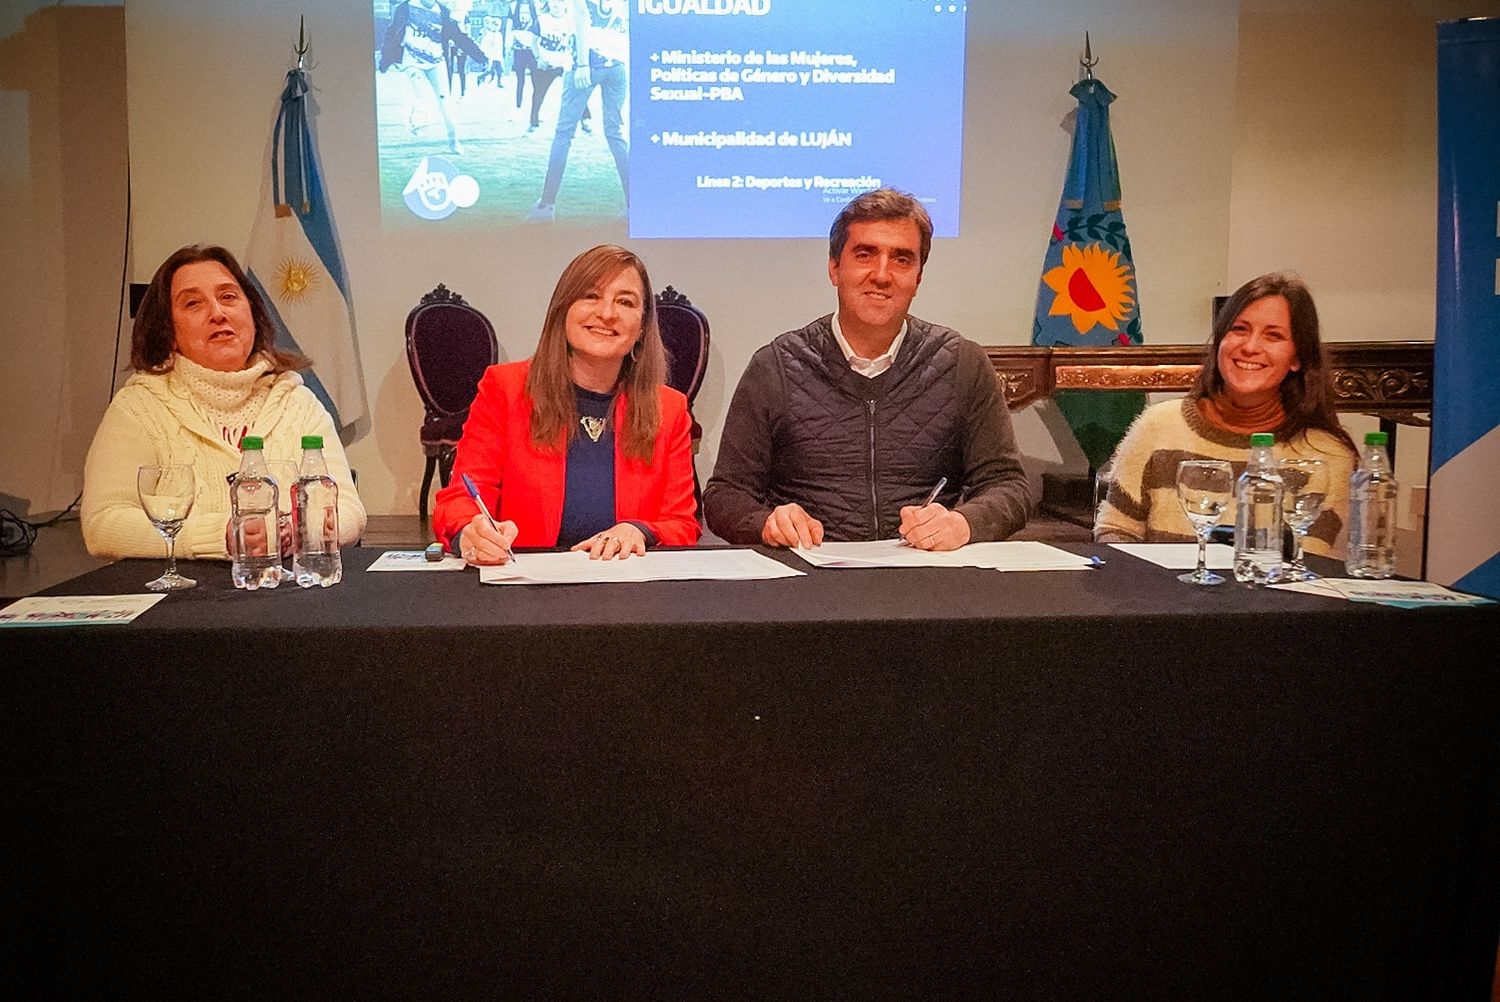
704;315;1032;544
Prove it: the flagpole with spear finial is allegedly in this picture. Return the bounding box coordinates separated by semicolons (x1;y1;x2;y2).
1080;31;1097;82
293;16;311;213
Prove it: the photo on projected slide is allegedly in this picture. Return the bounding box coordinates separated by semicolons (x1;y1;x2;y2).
371;1;966;237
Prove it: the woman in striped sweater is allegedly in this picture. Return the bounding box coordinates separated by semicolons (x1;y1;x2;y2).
1095;272;1358;558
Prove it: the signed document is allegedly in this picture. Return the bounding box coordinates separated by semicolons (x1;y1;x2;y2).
480;549;804;585
792;539;1096;571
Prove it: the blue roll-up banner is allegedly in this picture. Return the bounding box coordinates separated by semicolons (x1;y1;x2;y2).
1430;18;1500;599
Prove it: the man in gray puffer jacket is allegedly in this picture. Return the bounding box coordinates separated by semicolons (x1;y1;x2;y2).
704;187;1032;549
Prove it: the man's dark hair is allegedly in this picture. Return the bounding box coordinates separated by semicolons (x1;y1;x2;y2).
828;187;933;267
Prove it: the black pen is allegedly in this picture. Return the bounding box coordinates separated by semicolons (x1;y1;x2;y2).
900;476;949;545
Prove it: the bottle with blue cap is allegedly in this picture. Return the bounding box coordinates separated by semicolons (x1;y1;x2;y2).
291;434;342;587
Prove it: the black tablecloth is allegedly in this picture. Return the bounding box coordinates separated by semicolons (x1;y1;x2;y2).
5;546;1498;998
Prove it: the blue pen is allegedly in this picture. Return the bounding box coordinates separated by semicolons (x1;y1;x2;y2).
460;473;516;563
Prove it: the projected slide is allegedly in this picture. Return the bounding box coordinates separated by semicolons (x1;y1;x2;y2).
371;1;966;236
631;2;965;238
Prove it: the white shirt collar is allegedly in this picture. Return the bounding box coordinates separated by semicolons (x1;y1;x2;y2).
831;314;907;379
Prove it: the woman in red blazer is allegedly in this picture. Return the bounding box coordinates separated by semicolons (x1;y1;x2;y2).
433;245;700;563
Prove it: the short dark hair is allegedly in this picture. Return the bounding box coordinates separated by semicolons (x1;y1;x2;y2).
1192;271;1355;454
130;244;309;374
828;187;933;267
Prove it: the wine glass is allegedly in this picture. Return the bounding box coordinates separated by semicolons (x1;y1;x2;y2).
1175;460;1233;585
137;464;197;591
1093;459;1115;518
1279;458;1328;582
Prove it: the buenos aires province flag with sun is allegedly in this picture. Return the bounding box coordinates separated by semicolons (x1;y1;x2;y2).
1032;72;1144;470
1033;77;1141;348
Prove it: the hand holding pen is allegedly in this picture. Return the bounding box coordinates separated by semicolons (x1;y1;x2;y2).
898;476;971;551
459;473;519;565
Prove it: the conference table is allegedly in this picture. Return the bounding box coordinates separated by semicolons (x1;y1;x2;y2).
5;545;1498;998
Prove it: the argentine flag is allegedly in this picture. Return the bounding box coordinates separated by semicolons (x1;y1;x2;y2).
244;66;367;433
1430;19;1500;599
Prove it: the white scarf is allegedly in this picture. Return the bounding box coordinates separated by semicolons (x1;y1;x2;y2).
170;352;275;448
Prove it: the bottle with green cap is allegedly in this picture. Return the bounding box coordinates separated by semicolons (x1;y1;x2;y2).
230;435;283;589
1346;431;1397;578
291;434;342;587
1233;432;1284;585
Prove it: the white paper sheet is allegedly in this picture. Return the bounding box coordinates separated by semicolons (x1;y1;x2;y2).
479;548;804;585
1269;578;1345;598
1110;542;1235;570
1270;577;1491;607
1325;578;1492;606
791;539;1096;571
367;550;467;571
0;594;167;628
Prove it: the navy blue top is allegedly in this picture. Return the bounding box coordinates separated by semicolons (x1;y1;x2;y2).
558;386;618;548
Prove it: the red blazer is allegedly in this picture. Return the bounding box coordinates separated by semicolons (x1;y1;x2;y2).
432;361;701;549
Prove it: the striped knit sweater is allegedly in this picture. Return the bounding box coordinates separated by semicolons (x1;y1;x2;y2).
1095;397;1356;559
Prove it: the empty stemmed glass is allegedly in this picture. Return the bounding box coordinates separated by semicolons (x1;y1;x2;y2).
1175;459;1233;585
1278;458;1328;581
137;464;197;591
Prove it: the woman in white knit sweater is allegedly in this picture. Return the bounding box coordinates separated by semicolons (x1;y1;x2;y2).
1095;272;1358;559
81;245;366;560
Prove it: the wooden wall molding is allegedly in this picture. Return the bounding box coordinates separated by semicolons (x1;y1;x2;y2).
986;342;1433;422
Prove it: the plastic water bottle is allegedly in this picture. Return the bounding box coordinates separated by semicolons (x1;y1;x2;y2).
291;435;342;588
1233;432;1284;586
230;435;283;589
1346;431;1398;579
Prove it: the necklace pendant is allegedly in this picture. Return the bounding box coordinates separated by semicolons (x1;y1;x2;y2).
580;416;607;443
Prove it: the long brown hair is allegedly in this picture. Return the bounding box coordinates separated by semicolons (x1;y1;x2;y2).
525;245;665;461
1191;272;1356;455
130;244;310;374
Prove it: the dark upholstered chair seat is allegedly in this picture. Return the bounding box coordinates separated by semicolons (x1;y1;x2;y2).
419;414;467;448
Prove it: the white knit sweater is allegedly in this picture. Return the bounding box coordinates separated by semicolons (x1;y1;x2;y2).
1095;397;1356;559
81;359;366;560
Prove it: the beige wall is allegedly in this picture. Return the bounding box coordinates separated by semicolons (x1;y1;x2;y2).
1226;0;1500;531
7;0;1494;520
1227;0;1498;336
0;3;128;516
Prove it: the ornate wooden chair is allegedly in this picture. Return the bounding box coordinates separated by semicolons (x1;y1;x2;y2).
404;284;498;524
654;286;711;510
